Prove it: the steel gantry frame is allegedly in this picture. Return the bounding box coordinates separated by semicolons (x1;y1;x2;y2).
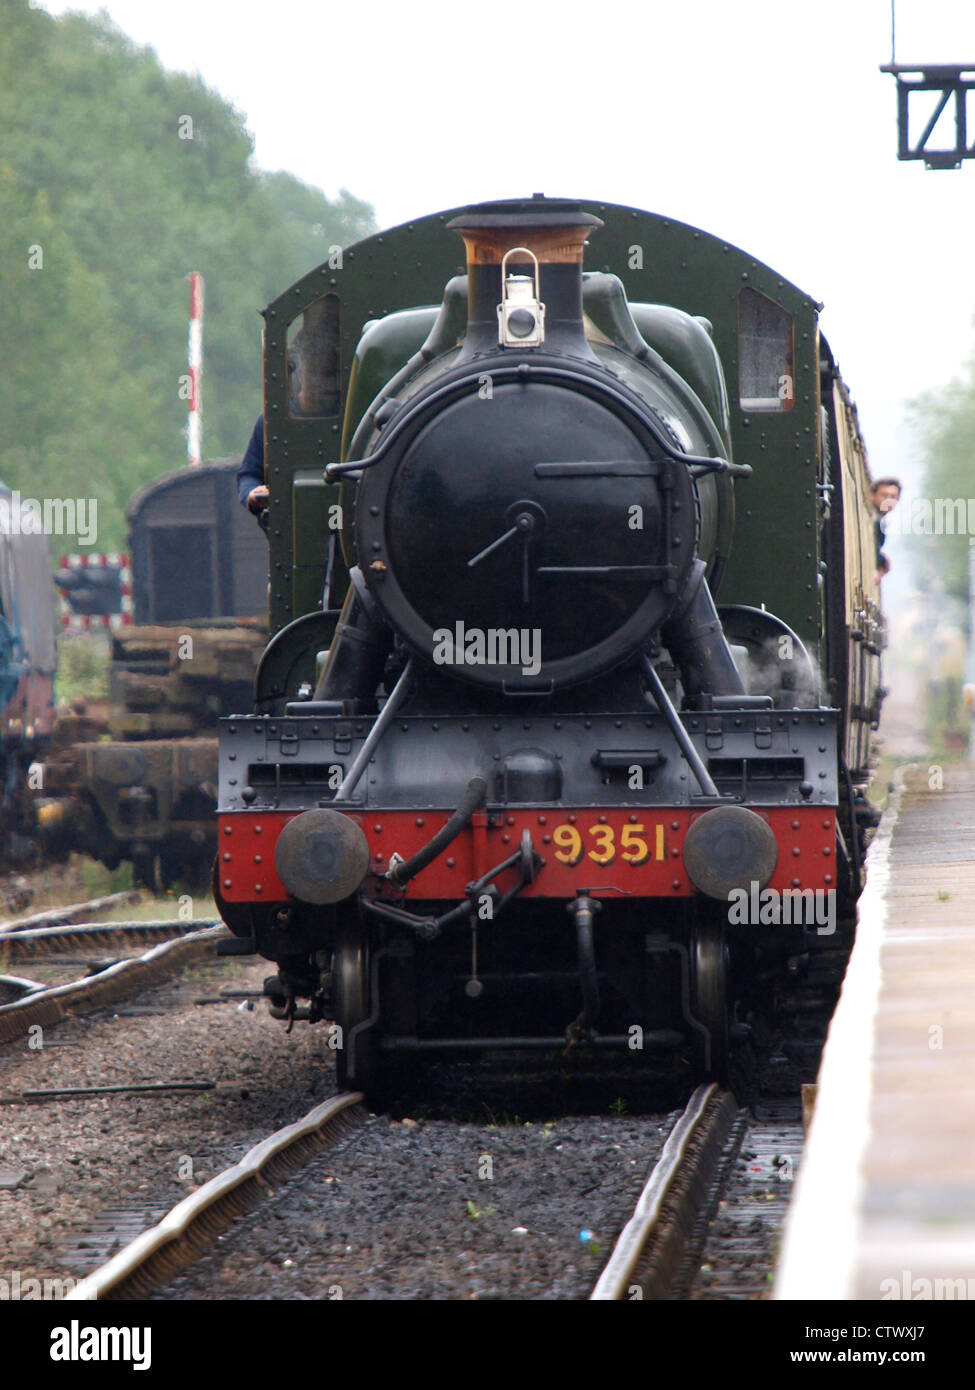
880;63;975;169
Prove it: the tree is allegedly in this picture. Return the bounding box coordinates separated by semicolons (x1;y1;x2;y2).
0;0;376;551
909;340;975;608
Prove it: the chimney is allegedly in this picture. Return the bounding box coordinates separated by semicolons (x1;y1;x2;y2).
447;197;603;360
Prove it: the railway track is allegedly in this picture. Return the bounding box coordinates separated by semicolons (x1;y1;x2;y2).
0;923;227;1044
0;917;222;963
0;888;226;1034
63;1094;680;1300
0;910;340;1299
46;952;830;1304
685;1100;803;1299
66;1092;367;1300
5;902;836;1303
591;1083;737;1299
0;889;143;935
63;1080;801;1301
593;1085;805;1299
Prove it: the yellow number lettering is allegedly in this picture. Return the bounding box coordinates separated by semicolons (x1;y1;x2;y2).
588;825;615;864
620;824;649;865
655;824;665;860
553;824;583;865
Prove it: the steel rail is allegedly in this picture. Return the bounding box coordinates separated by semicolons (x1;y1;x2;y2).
66;1091;366;1300
590;1082;738;1300
0;919;220;960
0;926;228;1044
0;890;143;936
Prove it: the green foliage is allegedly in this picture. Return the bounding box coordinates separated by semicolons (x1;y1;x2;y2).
52;632;110;703
465;1200;496;1220
0;1;375;552
924;672;967;756
908;338;975;607
81;855;134;900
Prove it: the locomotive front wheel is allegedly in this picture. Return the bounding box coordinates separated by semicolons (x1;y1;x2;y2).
688;911;731;1084
332;919;380;1098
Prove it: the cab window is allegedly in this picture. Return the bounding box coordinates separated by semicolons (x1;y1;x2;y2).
738;287;794;412
286;293;341;417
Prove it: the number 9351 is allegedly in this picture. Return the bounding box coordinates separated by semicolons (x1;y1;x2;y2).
551;822;664;867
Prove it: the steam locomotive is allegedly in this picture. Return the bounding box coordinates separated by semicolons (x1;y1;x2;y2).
215;197;883;1095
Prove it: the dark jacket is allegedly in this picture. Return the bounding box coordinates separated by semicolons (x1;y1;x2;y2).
237;415;265;507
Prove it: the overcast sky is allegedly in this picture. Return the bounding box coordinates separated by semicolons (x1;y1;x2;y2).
40;0;975;498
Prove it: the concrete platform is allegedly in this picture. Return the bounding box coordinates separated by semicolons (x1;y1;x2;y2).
776;763;975;1300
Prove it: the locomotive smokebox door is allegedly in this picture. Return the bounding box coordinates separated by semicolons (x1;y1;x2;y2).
353;199;699;692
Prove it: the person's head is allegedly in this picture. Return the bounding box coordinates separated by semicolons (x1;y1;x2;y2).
871;477;901;514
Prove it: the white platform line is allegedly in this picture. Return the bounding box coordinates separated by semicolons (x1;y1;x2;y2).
774;772;907;1300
